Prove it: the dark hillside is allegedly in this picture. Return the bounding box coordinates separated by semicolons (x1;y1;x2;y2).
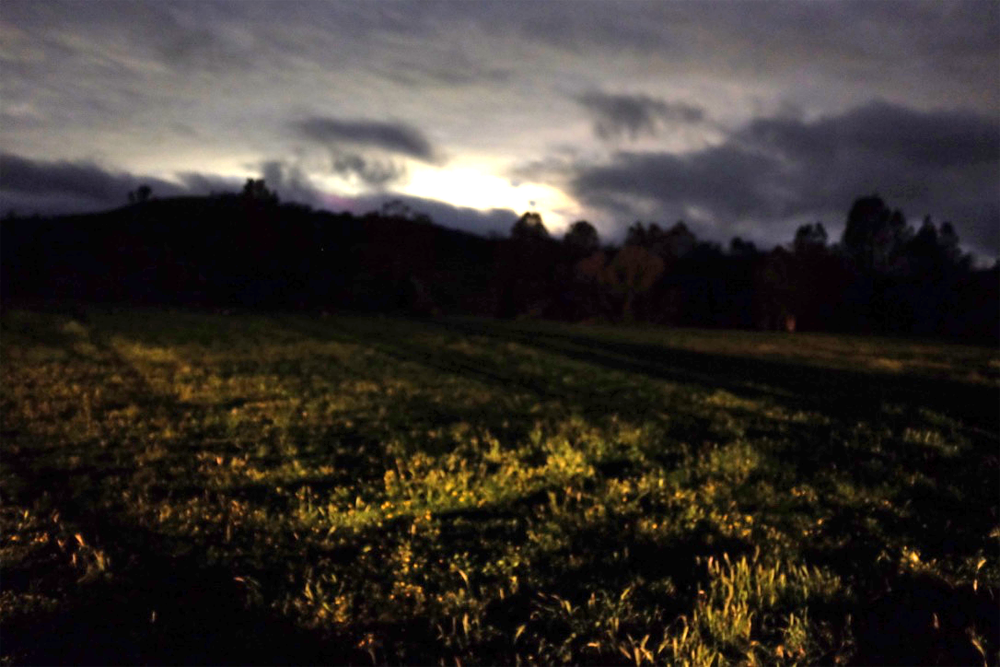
1;194;499;315
2;191;997;343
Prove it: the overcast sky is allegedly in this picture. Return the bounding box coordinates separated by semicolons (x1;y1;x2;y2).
2;0;998;259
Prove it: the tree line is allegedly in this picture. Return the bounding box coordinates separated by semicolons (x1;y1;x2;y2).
515;195;995;340
1;181;996;342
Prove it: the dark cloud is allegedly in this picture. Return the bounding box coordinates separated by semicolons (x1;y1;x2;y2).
738;101;999;170
292;117;438;162
0;153;259;215
331;153;408;188
570;145;787;244
0;152;187;214
730;103;1000;250
576;92;705;140
573;146;785;223
570;101;1000;256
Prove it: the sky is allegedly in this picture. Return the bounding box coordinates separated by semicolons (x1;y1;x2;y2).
1;0;998;260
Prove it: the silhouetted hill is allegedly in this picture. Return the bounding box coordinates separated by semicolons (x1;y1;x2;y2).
1;192;997;343
1;194;500;315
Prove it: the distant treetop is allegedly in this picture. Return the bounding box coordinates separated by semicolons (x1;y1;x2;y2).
564;220;599;255
127;184;152;204
511;212;549;242
242;178;279;205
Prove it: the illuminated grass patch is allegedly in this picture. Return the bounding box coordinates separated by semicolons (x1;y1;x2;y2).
1;309;997;664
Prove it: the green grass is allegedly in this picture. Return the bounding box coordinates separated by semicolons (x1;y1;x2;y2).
1;308;997;665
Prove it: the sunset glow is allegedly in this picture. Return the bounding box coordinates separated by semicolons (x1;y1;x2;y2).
1;1;997;256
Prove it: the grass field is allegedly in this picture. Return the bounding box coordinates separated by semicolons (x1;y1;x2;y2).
2;308;998;665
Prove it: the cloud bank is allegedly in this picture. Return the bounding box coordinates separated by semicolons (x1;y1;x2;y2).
1;2;997;259
568;101;999;255
0;153;189;214
0;152;517;240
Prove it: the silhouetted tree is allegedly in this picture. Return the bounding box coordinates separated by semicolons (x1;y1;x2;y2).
563;220;599;257
511;211;549;242
729;236;758;257
495;212;557;317
755;247;798;331
625;222;653;247
937;222;965;267
661;222;696;259
242;178;279;204
549;249;612;321
842;195;909;275
602;245;665;321
841;195;916;331
575;250;606;282
625;221;695;260
793;223;827;255
904;218;944;277
2;186;993;341
128;184;152;204
892;215;975;335
787;222;847;331
674;241;729;327
380;199;414;220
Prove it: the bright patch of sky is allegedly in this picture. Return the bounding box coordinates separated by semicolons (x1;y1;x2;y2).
1;0;997;258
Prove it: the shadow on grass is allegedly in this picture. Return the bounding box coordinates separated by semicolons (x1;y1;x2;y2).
2;554;341;666
0;453;347;665
850;572;997;666
424;318;999;433
274;316;698;433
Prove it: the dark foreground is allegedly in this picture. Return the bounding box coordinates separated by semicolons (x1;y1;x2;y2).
2;309;997;664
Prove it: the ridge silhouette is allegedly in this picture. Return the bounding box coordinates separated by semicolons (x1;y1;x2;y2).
1;190;995;342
